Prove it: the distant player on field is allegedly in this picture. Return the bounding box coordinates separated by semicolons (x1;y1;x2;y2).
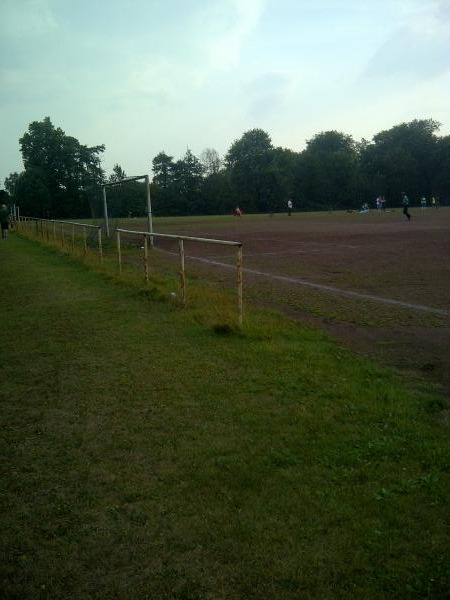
287;199;293;216
0;204;10;239
402;192;411;221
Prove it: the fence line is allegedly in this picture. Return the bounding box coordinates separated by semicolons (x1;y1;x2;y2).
116;228;243;326
16;217;103;263
14;218;244;326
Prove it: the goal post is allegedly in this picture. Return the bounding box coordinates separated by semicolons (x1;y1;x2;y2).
101;175;153;240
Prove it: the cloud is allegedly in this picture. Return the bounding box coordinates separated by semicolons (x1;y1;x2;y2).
361;0;450;81
244;73;288;119
200;0;267;70
0;0;57;37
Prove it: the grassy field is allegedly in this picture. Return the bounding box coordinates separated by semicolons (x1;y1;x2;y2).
1;233;450;599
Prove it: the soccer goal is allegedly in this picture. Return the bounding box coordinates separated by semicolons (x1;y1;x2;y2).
101;175;153;239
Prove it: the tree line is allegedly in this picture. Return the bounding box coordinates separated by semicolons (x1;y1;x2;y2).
3;116;449;219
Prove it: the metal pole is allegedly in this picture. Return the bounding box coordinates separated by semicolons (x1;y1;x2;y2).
117;230;122;274
237;245;243;327
179;238;186;307
145;175;153;246
143;235;149;282
98;228;103;264
83;226;87;255
102;186;110;238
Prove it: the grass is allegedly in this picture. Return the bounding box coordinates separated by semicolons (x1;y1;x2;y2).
1;234;450;599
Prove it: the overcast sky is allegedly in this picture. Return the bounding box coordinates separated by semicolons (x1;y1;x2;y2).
1;0;449;185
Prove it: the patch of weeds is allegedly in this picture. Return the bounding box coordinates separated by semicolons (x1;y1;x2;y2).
178;582;204;600
264;447;300;470
421;362;437;372
211;322;239;336
137;285;167;302
425;397;447;414
375;472;440;500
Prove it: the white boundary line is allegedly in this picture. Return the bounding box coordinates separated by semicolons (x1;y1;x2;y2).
172;252;450;317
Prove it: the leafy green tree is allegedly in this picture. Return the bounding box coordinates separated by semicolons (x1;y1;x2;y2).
226;129;281;212
201;171;234;214
172;149;204;214
433;135;450;202
360;119;440;205
200;148;222;176
14;168;51;217
109;164;127;183
272;147;300;210
4;173;20;201
152;152;175;189
15;117;105;217
297;131;359;210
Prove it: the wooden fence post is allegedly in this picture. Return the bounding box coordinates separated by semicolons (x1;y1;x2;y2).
98;228;103;264
117;230;122;274
236;244;243;327
179;238;186;307
143;235;149;282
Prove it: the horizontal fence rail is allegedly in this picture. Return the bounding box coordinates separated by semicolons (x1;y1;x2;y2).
116;229;243;326
17;217;103;262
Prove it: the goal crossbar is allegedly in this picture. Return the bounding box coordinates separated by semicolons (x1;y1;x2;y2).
101;175;152;239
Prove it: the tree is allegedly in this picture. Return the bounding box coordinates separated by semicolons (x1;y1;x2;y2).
4;172;20;200
360;119;441;204
433;135;450;201
14;117;105;217
200;148;222;176
225;129;280;212
109;164;127;183
297;131;359;210
172;149;204;214
13;168;51;217
306;130;356;154
152;152;175;189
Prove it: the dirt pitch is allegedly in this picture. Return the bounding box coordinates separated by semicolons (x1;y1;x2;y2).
129;208;450;392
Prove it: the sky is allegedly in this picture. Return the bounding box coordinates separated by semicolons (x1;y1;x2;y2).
1;0;449;185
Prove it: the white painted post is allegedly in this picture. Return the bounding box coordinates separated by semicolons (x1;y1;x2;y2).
143;235;149;282
117;230;122;274
102;186;110;238
98;227;103;264
179;238;186;307
145;175;153;246
236;245;243;327
83;226;87;255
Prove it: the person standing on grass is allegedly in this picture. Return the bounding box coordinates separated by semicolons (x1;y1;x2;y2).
0;204;10;239
287;199;293;216
402;192;411;221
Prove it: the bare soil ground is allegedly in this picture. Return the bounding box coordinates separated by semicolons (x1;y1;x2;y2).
128;208;450;392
